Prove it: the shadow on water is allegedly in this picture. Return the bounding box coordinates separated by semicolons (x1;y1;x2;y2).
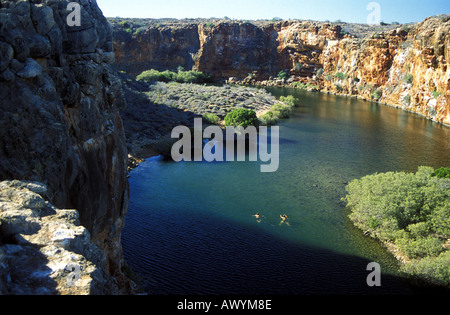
121;199;449;295
122;88;450;296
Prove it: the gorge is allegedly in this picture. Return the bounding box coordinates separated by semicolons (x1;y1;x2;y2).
112;15;450;127
0;0;449;295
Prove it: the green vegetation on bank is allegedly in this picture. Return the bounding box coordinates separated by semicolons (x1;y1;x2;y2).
203;113;220;125
291;82;319;90
343;166;450;287
137;68;212;84
224;108;260;128
140;79;299;126
260;95;298;125
432;167;450;178
143;82;277;119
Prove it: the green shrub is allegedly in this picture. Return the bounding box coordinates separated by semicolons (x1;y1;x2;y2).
432;167;450;178
203;113;220;125
407;222;430;238
261;111;279;126
292;82;307;89
159;70;176;82
175;70;211;84
134;26;147;36
403;74;414;84
136;69;160;82
403;251;450;287
278;71;288;80
279;95;297;107
396;235;443;259
271;103;292;119
343;166;450;287
403;95;411;106
335;72;347;80
431;91;442;99
136;69;211;84
371;89;381;100
224;108;260;128
136;69;174;82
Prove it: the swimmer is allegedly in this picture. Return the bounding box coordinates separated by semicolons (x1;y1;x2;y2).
279;214;290;226
253;212;261;219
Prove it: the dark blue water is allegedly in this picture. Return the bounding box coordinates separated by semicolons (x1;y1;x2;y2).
122;88;450;295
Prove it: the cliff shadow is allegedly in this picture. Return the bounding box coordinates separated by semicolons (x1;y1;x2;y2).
121;204;450;296
119;73;201;160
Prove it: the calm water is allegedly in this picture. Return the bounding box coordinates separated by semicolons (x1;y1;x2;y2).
122;88;450;295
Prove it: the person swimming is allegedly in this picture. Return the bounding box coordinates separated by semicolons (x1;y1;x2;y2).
253;212;261;220
279;214;290;226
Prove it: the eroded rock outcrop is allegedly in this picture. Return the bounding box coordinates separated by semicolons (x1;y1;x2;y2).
0;180;117;295
0;0;132;294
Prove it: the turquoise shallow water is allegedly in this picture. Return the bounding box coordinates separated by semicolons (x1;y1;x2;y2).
122;88;450;295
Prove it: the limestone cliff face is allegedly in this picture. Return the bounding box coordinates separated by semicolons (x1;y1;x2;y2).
112;17;449;126
0;0;132;293
320;16;450;126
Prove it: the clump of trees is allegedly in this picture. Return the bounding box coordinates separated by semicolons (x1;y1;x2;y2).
260;95;299;126
137;68;212;84
343;166;450;287
203;113;220;125
277;71;288;80
432;167;450;179
260;111;279;126
224;108;260;128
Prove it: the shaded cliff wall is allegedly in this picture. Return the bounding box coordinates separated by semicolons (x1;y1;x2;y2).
0;0;131;293
114;22;201;75
195;22;281;79
113;20;341;80
112;17;449;126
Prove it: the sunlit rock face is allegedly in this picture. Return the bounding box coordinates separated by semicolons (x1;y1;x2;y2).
0;180;117;295
0;0;132;294
112;16;449;125
320;16;450;126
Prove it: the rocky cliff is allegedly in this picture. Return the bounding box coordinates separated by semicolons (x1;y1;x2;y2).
111;16;449;126
0;0;132;294
0;180;118;294
320;16;449;126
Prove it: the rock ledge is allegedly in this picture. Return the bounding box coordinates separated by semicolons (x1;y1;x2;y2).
0;180;119;295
